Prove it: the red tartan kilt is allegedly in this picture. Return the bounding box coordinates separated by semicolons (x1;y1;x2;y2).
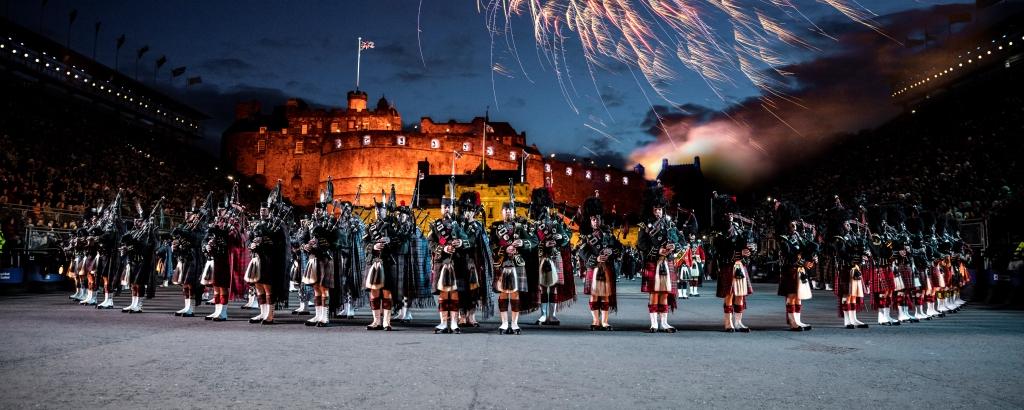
641;261;677;293
895;265;915;290
930;265;946;289
873;267;895;293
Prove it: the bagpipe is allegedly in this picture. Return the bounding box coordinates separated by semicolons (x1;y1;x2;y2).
363;221;392;290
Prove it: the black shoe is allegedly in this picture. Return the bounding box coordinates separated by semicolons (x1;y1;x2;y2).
384;326;393;331
845;324;855;329
212;317;226;322
892;321;901;326
664;327;677;333
261;319;275;325
856;324;869;329
693;294;701;297
547;319;560;326
182;312;195;317
204;316;213;320
646;327;658;333
249;318;261;324
316;322;327;327
800;325;812;331
535;319;544;325
789;327;804;332
498;327;508;334
503;328;513;335
174;312;183;317
909;318;920;323
513;328;521;335
305;321;317;327
590;324;599;331
937;313;946;318
723;328;735;333
442;327;453;334
737;327;750;333
453;328;461;334
603;325;613;331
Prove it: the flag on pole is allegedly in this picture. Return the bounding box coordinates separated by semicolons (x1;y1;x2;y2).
186;76;202;86
171;66;186;77
137;45;149;59
453;151;463;159
95;21;101;35
116;34;125;49
68;9;78;25
155;55;167;69
360;40;375;50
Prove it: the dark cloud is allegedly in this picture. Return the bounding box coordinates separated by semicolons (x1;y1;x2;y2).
197;57;255;76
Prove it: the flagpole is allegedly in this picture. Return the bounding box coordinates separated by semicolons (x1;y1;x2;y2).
356;36;362;90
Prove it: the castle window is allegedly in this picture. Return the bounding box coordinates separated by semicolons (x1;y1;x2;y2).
486;146;494;156
281;128;288;135
256;159;265;175
604;174;611;182
256;139;266;154
509;151;517;161
331;122;340;133
294;140;304;154
304;188;315;199
334;139;342;149
544;163;551;173
293;163;302;177
348;120;355;130
362;121;369;129
622;176;629;185
396;136;406;146
430;139;440;149
362;135;371;146
585;170;592;180
385;123;391;129
301;124;308;135
566;167;573;176
259;126;267;135
462;142;472;152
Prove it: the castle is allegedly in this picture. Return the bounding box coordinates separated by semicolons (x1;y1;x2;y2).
221;89;653;217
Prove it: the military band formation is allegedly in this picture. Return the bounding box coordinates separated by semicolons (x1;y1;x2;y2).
61;177;971;334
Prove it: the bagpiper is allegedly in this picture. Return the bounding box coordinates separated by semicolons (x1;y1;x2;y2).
714;211;756;333
121;198;163;314
200;198;230;321
775;201;814;331
243;187;288;325
577;195;622;331
637;185;680;333
527;188;575;326
301;181;337;327
427;180;469;333
364;190;404;331
456;190;495;327
489;180;536;335
331;200;366;319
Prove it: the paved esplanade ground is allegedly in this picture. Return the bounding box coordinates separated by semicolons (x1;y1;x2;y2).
1;282;1021;409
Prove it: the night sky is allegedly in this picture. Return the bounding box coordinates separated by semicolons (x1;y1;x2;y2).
5;0;974;182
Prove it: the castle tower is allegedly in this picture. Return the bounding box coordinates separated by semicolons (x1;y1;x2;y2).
347;90;368;112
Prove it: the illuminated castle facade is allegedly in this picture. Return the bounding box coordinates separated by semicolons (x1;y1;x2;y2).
222;90;649;215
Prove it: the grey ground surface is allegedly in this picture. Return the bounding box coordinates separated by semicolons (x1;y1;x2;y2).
0;281;1021;410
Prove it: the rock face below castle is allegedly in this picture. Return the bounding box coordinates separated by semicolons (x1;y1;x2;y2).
222;90;647;215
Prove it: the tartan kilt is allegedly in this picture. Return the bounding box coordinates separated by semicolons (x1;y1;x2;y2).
641;259;677;294
537;251;565;288
836;265;864;298
777;266;800;296
955;262;970;287
430;258;464;294
715;263;753;298
583;263;615;297
929;264;946;289
493;260;528;293
302;254;334;289
894;264;914;291
873;266;896;293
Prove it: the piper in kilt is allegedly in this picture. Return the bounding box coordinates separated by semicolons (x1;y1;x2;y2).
243;196;286;325
289;217;313;316
171;205;205;317
830;212;870;330
456;191;495;327
868;206;899;326
684;234;706;297
775;201;815;331
527;188;574;326
714;214;755;333
302;190;337;328
331;201;366;319
393;197;434;323
363;194;404;331
577;196;622;331
489;197;536;335
428;185;470;334
200;203;230;321
637;185;680;333
121;198;162;315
